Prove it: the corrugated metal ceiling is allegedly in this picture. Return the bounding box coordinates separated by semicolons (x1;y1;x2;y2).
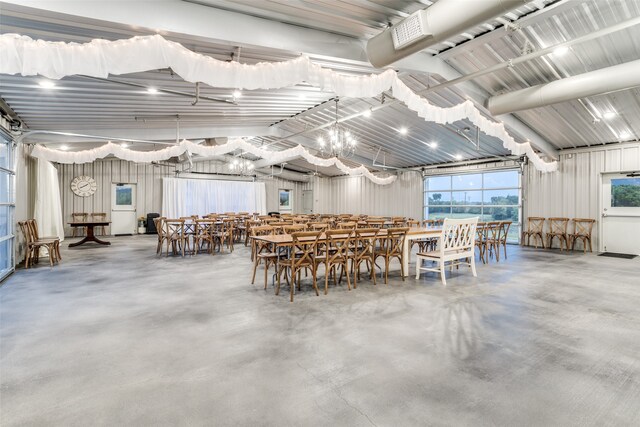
444;0;640;148
1;0;639;174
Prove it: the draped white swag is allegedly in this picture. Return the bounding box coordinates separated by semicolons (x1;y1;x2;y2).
1;33;558;178
162;178;267;219
31;138;398;185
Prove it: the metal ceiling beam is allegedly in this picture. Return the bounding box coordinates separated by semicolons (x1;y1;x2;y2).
17;125;274;143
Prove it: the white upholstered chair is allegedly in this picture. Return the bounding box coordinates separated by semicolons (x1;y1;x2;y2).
415;217;479;285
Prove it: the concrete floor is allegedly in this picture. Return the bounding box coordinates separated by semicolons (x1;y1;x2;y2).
1;236;639;426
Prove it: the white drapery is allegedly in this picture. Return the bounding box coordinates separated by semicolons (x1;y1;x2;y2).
2;33;558;173
33;159;64;241
31;139;398;185
162;177;266;218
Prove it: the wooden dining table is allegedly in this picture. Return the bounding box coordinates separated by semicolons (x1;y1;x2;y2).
252;226;442;277
68;221;112;247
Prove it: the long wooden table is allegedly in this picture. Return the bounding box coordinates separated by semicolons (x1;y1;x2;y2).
252;226;442;278
68;221;111;247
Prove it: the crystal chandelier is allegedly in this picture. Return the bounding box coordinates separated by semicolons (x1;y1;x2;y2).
228;155;254;175
317;98;357;159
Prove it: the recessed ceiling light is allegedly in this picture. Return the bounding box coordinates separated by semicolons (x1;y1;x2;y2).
38;80;56;89
454;154;463;160
603;111;616;120
399;127;408;135
429;141;438;148
363;109;372;118
59;145;69;151
233;90;242;98
619;131;631;139
553;46;569;56
147;87;158;94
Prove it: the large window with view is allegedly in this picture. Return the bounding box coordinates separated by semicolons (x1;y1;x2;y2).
423;170;521;243
0;130;15;281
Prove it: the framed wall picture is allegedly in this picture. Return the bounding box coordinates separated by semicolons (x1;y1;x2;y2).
279;189;292;211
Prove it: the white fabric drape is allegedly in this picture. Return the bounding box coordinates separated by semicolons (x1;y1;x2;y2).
2;33;558;173
33;159;64;241
31;139;398;185
162;177;266;218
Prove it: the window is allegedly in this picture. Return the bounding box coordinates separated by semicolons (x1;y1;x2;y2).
611;178;640;207
0;130;15;281
424;170;522;243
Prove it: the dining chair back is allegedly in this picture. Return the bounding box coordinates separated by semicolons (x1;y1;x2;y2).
547;217;570;250
194;219;216;255
71;212;88;236
416;217;478;285
353;228;379;287
570;218;595;253
320;229;354;294
91;212;108;235
164;219;189;257
276;231;322;302
522;216;546;248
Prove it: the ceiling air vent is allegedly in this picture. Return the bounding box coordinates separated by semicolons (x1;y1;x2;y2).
391;10;432;50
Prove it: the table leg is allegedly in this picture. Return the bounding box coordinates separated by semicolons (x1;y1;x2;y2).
402;235;411;277
69;225;111;247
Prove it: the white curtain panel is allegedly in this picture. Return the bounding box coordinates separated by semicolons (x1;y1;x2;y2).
2;33;557;173
162;177;266;218
34;159;64;241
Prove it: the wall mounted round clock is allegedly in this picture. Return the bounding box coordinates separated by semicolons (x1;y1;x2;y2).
70;175;97;197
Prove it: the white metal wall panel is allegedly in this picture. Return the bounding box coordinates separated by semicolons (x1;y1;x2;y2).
524;142;640;249
328;171;423;219
56;160;308;236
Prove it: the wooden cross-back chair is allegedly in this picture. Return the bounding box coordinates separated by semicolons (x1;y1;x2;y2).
215;218;235;252
90;212;107;236
498;221;512;259
318;229;354;295
283;224;306;235
19;220;61;268
475;222;488;264
276;231;321;302
250;225;278;289
337;221;356;230
570;218;595;253
374;227;409;284
194;219;217;255
244;219;262;246
308;222;328;232
484;221;502;262
153;217;167;255
353;228;380;287
522;216;545;248
366;219;385;229
163;219;190;257
416;217;478;285
71;212;88;237
547;217;570;250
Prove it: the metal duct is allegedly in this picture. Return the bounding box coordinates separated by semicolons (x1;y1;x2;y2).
255;168;310;183
487;59;640;115
366;0;525;68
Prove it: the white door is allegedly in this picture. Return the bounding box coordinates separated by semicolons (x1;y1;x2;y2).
111;183;137;235
601;173;640;255
302;190;313;214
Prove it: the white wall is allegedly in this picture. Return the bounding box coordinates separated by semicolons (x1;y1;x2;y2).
327;171;423;219
56;159;310;236
524;142;640;250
